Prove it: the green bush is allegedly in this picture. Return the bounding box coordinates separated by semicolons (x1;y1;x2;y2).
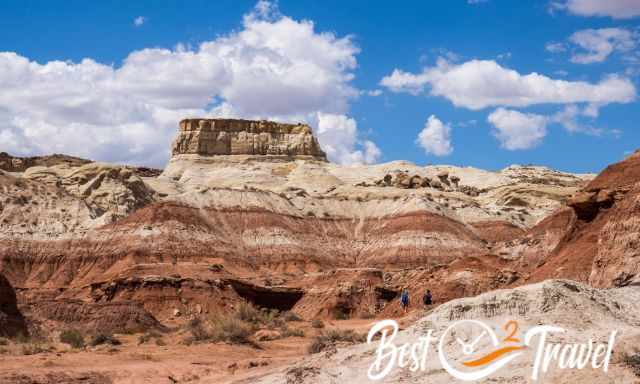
60;329;85;349
311;319;325;329
283;311;302;322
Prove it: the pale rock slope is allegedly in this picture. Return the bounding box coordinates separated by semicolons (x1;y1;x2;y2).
252;280;640;384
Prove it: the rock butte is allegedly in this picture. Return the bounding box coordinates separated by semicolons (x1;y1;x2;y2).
0;119;639;382
171;118;327;161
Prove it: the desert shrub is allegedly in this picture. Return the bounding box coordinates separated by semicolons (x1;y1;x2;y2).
14;332;29;344
129;352;159;362
89;333;121;347
360;312;375;319
307;335;332;354
266;317;285;330
137;334;151;345
332;308;349;320
324;329;365;343
186;318;210;342
311;319;325;329
155;338;166;346
307;329;365;354
281;326;304;338
146;330;162;339
622;353;640;376
211;315;253;345
0;338;8;346
21;343;47;355
138;330;163;345
59;329;84;349
236;302;264;324
121;326;144;335
282;311;302;322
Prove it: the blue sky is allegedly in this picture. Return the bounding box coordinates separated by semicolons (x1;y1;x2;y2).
0;0;639;172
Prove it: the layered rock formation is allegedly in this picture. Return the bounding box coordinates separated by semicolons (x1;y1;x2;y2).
2;117;640;340
171;118;327;161
523;150;640;288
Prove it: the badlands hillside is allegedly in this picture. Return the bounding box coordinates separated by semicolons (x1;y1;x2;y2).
0;118;638;383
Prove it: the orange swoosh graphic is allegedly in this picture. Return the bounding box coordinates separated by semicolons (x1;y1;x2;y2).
461;346;525;367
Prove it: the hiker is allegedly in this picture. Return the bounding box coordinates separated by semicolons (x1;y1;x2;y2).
400;288;410;313
423;289;432;307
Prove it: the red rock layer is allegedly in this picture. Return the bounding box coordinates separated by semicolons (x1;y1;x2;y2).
525;151;640;287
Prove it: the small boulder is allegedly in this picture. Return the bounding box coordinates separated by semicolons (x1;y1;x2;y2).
409;175;423;189
436;171;450;186
450;175;460;188
398;176;411;189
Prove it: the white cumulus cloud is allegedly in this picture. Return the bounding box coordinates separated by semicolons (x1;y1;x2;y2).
553;0;640;19
0;2;377;166
380;58;636;110
488;108;547;150
134;16;146;26
366;89;383;96
416;115;453;156
545;42;567;53
569;28;637;64
316;113;381;165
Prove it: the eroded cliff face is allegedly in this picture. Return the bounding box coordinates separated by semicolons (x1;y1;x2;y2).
5;117;640;330
171;118;327;161
524;150;640;288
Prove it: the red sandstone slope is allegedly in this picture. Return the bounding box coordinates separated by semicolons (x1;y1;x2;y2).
526;151;640;287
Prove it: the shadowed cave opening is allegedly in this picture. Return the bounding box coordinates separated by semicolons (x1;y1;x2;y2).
375;286;398;301
226;279;304;311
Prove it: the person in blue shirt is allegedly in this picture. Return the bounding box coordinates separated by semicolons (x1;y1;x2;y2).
400;288;410;313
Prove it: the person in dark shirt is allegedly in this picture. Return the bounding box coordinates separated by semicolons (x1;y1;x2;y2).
423;289;432;307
